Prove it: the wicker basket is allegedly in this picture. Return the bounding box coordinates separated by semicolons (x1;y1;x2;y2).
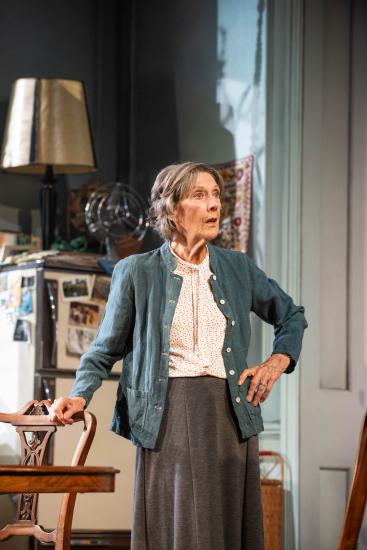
259;451;285;550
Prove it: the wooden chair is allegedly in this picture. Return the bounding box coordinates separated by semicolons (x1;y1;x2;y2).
0;399;99;549
338;411;367;550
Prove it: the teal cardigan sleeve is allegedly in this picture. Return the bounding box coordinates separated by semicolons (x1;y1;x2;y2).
247;256;308;374
70;257;135;406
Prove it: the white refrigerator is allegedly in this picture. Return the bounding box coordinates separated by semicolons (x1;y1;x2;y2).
0;254;135;540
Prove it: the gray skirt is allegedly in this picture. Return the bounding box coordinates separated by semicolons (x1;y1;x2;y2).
131;376;264;550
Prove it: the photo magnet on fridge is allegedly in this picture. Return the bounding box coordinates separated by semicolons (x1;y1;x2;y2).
21;275;35;289
92;276;111;303
0;273;8;292
19;288;33;316
13;318;31;342
61;275;94;301
66;327;96;356
68;301;100;329
8;274;22;309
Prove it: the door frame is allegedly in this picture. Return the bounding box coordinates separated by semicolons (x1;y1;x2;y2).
265;0;304;547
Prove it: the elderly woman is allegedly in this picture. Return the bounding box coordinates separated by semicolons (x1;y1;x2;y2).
50;162;307;550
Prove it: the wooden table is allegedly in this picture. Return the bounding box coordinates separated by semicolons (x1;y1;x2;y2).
0;464;120;549
0;465;119;494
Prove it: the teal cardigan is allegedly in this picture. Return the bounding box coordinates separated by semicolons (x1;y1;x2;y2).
70;241;308;449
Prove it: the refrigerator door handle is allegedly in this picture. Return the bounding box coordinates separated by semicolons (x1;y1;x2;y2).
42;377;53;402
46;280;58;368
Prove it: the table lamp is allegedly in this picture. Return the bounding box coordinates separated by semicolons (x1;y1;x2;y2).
0;78;97;249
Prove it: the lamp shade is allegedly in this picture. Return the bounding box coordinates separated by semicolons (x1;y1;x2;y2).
0;78;97;174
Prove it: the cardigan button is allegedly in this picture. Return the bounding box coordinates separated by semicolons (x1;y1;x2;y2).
229;370;235;375
220;299;225;304
235;397;241;404
212;275;217;280
226;347;231;353
231;320;236;326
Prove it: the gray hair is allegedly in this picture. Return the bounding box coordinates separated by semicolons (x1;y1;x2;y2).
148;161;224;240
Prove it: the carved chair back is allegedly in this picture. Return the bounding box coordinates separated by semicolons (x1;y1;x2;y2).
0;399;96;547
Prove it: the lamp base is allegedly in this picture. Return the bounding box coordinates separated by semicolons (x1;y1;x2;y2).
40;165;57;250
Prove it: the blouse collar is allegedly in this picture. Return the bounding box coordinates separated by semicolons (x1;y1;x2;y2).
168;241;209;272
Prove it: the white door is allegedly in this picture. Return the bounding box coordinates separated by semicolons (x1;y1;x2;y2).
300;0;367;548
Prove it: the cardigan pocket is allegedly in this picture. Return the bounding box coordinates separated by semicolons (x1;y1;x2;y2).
238;378;261;415
126;387;148;430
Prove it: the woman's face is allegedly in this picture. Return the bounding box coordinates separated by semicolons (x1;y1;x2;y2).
171;171;221;242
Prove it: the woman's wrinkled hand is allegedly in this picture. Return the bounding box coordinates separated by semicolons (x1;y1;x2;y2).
48;396;86;425
237;353;291;406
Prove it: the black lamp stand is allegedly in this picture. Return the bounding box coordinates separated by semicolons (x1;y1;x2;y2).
40;165;57;250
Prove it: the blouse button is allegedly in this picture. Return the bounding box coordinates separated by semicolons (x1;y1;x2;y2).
235;397;241;403
220;299;225;304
